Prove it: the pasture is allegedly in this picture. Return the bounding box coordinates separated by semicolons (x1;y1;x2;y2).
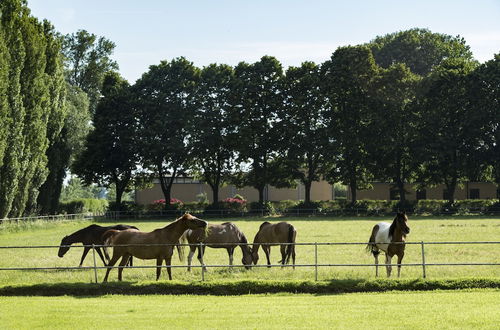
0;215;499;285
1;290;499;329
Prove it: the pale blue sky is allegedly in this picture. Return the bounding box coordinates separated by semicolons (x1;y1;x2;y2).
29;0;500;83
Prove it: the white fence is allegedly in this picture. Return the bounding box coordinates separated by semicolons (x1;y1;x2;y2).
0;241;499;283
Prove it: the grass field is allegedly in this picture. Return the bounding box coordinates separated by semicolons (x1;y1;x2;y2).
0;215;499;285
1;289;499;329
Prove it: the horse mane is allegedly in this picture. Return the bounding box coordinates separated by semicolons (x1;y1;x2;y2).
389;213;406;238
259;221;271;230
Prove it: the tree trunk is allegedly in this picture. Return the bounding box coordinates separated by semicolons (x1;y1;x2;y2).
350;180;357;204
397;178;406;203
304;181;312;204
258;186;265;204
211;184;219;206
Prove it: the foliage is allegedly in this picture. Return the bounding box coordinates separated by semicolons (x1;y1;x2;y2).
147;198;184;211
58;198;108;214
367;28;475;76
62;29;118;113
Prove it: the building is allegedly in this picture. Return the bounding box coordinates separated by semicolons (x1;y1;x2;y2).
348;182;499;201
135;177;335;205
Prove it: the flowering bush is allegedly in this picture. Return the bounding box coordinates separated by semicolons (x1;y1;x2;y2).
222;196;247;211
148;198;184;210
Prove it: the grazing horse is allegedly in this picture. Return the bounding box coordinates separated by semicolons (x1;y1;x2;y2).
101;213;208;282
366;212;410;277
58;224;139;267
182;222;253;272
251;221;297;268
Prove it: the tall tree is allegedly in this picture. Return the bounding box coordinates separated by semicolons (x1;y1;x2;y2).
369;64;420;202
134;57;199;208
230;56;285;204
469;54;500;201
281;61;328;204
37;84;90;214
72;72;137;208
415;58;479;203
367;28;475;76
321;46;379;203
62;29;118;113
191;64;236;206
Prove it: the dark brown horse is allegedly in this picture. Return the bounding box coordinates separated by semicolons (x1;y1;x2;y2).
252;221;297;268
58;224;139;266
366;212;410;277
182;222;253;271
102;213;207;282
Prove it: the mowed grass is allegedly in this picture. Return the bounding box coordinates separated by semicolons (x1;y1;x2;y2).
0;289;499;329
0;216;499;285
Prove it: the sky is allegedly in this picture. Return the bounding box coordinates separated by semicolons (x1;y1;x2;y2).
28;0;500;83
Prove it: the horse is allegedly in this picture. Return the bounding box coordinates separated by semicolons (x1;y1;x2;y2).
182;222;253;272
251;221;297;269
366;211;410;277
101;213;208;282
58;224;139;267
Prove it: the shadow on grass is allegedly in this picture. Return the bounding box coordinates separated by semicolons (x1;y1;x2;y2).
1;278;498;297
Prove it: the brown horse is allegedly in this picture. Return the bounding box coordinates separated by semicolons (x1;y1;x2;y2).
101;213;207;282
366;212;410;277
182;222;253;271
251;221;297;268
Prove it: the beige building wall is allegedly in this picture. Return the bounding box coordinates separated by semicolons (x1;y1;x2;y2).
135;179;335;205
349;182;498;201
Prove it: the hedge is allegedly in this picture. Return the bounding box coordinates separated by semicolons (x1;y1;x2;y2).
58;199;108;214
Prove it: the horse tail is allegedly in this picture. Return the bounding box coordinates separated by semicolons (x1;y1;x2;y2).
102;229;120;245
366;225;379;256
285;224;295;264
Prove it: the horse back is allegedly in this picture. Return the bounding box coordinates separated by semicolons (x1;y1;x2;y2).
373;222;391;252
202;222;243;246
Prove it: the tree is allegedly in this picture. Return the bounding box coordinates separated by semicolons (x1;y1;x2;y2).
230;56;285;204
62;29;118;113
72;72;137;208
190;64;236;206
281;61;328;204
321;46;379;203
468;54;500;201
367;28;475;76
414;58;479;203
369;64;420;202
37;84;91;214
134;57;199;208
0;0;66;218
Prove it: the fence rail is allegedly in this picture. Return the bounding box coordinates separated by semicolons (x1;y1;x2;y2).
0;213;94;223
1;241;499;282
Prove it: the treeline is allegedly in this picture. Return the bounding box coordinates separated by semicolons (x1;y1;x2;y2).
1;0;499;217
74;30;500;209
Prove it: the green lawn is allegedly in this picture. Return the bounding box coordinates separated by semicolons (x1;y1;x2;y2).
0;216;499;285
0;289;498;329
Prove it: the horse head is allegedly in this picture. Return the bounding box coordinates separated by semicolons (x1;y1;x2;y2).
251;248;259;265
58;236;70;257
242;246;253;269
396;212;410;235
179;213;208;230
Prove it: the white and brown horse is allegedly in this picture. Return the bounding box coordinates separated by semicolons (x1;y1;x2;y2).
252;221;297;268
366;212;410;277
101;213;207;282
182;222;253;271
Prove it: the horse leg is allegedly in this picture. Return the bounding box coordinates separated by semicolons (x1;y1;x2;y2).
264;246;271;268
103;253;121;282
385;254;392;277
117;255;130;281
95;247;107;266
374;252;379;277
279;245;287;266
187;246;196;272
156;258;163;280
397;253;404;278
79;246;91;267
165;257;172;280
291;245;296;270
228;247;234;267
198;245;207;272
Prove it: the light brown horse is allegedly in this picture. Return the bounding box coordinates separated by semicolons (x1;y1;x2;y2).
252;221;297;268
182;222;253;271
101;213;207;282
366;212;410;277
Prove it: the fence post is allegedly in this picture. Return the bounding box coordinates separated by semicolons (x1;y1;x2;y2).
200;242;205;282
314;242;318;281
92;244;98;283
421;241;426;279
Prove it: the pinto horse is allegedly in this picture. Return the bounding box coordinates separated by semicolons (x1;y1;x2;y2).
182;222;253;272
366;212;410;277
58;224;139;267
101;213;208;282
252;221;297;268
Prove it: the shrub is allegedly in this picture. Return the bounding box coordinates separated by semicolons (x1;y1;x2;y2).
249;201;276;215
147;198;184;211
58;198;108;214
222;196;247;212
